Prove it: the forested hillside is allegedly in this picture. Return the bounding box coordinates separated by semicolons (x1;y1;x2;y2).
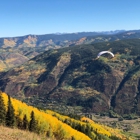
0;91;130;140
0;38;140;116
0;31;140;139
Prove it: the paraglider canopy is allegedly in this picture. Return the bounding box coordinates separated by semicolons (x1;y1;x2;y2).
97;51;114;58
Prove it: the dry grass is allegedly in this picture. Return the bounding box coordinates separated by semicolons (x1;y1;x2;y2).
94;116;140;137
0;125;52;140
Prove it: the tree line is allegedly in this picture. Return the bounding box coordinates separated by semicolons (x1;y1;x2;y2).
0;92;129;140
0;92;37;133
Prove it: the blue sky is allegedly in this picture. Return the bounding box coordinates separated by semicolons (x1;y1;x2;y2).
0;0;140;37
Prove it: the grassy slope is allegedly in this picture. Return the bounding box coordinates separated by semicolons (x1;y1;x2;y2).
0;125;49;140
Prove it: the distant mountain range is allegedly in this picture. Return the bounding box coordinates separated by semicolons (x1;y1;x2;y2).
53;30;126;35
0;29;140;72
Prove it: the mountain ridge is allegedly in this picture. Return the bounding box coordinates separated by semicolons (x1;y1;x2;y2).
0;29;140;72
0;38;140;116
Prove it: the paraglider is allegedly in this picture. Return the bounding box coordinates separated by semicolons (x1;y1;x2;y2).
97;51;114;59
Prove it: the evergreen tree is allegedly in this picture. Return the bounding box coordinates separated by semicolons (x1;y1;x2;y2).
15;115;23;129
29;111;37;132
71;121;76;129
46;128;53;138
95;136;99;140
0;91;6;125
6;95;15;127
85;124;91;136
81;124;86;133
71;136;76;140
23;114;28;130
